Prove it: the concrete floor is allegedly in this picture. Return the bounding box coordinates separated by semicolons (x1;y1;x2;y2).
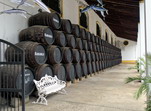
26;64;146;111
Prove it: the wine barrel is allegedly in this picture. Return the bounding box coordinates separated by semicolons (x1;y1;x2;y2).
91;52;96;61
61;19;72;34
91;34;95;43
34;64;53;80
100;45;102;52
98;53;102;61
92;62;96;73
95;52;99;61
61;47;73;63
88;42;93;51
95;36;99;44
6;41;47;68
64;63;75;81
28;12;61;29
72;49;81;63
53;64;66;81
99;39;102;45
19;26;54;45
92;43;97;52
79;50;86;63
66;34;76;48
83;40;88;50
86;31;91;41
85;51;91;62
47;45;62;64
96;45;100;52
53;30;67;47
87;62;93;74
75;38;83;50
72;24;80;37
80;28;86;39
74;63;82;79
0;65;35;96
96;61;99;72
99;61;102;70
98;37;101;45
81;63;88;76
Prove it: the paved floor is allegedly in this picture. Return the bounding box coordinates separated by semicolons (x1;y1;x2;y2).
26;64;146;111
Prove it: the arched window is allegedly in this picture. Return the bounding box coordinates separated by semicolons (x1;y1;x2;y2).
80;9;88;29
105;31;108;42
96;22;101;37
42;0;61;14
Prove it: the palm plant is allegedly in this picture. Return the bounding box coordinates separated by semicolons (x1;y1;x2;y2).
125;53;151;110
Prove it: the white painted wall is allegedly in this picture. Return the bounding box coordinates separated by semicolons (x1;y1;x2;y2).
116;37;137;61
0;0;39;43
0;0;118;46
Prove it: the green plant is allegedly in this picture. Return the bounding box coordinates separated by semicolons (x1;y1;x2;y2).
146;100;151;111
125;54;151;110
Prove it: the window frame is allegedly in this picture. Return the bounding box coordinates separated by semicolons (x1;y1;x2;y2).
79;6;89;30
96;21;101;37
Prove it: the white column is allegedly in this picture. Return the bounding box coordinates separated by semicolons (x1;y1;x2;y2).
145;0;151;74
139;1;145;58
136;23;141;59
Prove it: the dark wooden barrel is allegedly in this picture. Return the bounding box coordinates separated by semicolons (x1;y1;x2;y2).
91;52;96;61
92;62;96;73
64;63;75;81
99;61;102;70
95;52;99;61
81;62;88;76
87;62;93;74
66;34;76;48
85;51;91;62
74;63;82;79
61;47;73;63
72;49;81;63
75;38;83;50
96;61;99;72
98;37;101;45
0;65;35;96
72;24;80;37
80;28;86;39
79;50;86;63
6;41;47;68
91;34;95;42
19;26;54;45
47;45;62;64
96;45;100;52
98;53;102;61
53;64;66;81
101;53;105;61
61;19;72;34
53;30;67;47
95;36;99;44
83;40;88;50
28;12;61;29
99;39;102;45
86;31;91;41
34;64;53;80
88;42;93;51
100;45;102;52
92;43;97;52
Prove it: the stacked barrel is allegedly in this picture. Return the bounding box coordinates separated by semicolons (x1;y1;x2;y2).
5;12;121;96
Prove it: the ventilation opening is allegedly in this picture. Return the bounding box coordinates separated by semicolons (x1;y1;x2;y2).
123;41;129;46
